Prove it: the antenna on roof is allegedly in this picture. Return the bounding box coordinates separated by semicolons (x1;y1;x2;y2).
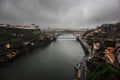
32;16;38;25
32;16;35;25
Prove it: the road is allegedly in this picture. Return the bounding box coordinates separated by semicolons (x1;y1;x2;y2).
80;57;87;80
76;37;91;80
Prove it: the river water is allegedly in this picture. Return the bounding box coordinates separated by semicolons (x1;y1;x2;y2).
0;34;84;80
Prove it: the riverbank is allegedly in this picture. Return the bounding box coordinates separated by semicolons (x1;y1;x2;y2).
0;27;54;66
76;37;91;56
75;37;91;80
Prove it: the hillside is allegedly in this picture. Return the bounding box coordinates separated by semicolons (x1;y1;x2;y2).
82;22;120;80
0;25;52;64
82;22;120;47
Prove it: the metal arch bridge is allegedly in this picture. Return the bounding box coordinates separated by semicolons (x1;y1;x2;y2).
54;30;78;37
43;29;85;38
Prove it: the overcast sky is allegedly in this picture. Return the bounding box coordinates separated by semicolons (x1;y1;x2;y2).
0;0;120;28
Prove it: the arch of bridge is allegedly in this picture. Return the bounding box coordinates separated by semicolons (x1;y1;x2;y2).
54;31;77;38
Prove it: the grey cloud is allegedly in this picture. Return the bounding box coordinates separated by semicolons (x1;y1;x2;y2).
0;0;120;28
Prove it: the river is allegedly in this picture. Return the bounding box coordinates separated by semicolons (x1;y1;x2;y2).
0;34;84;80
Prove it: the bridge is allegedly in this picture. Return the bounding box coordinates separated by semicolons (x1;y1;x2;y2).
42;28;87;39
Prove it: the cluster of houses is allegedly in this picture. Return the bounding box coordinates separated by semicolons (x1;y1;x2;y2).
83;22;120;44
0;23;39;29
93;42;120;66
83;28;105;42
82;22;120;66
0;43;19;60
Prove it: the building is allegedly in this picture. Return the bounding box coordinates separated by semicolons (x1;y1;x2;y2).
105;47;115;63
